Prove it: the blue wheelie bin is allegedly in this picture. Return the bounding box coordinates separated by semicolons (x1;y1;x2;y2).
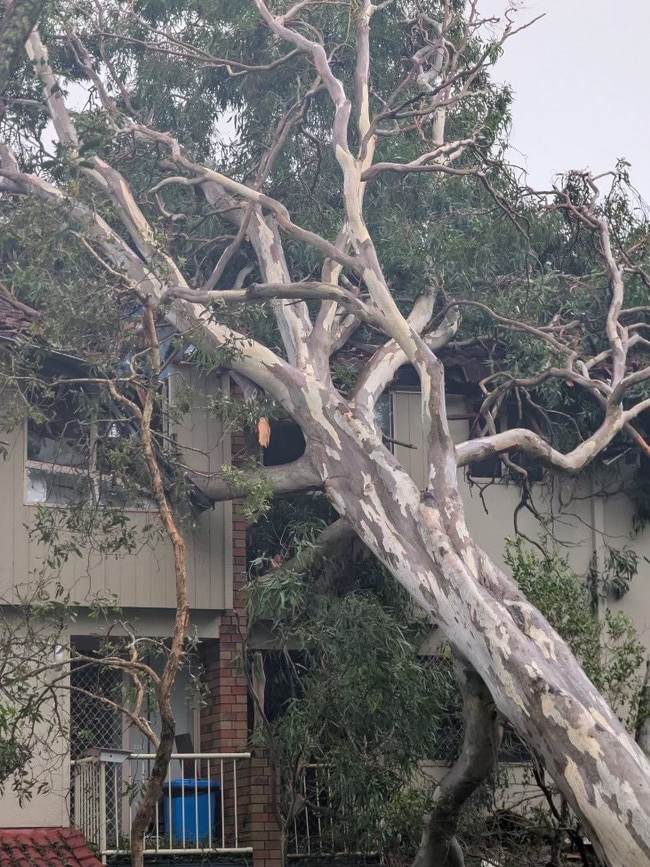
162;778;221;844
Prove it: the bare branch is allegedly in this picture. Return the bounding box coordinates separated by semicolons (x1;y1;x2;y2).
101;8;302;77
353;285;450;411
455;412;634;474
163;280;374;322
599;216;628;387
196;456;322;502
361;138;476;181
440;299;580;358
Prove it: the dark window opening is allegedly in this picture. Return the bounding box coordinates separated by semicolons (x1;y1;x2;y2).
468;453;503;481
248;649;309;735
263;420;305;467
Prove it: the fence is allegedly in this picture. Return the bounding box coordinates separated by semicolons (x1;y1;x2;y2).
72;751;252;860
287;764;337;857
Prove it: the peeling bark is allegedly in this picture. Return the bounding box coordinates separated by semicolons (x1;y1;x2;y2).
284;382;650;867
197;455;321;501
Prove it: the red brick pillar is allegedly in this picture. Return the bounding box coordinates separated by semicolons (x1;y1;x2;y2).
199;502;248;753
249;750;283;867
200;501;250;847
199;425;283;867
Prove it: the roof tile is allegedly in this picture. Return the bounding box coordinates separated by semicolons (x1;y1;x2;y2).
0;828;103;867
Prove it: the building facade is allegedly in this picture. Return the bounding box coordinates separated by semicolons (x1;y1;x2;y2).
0;346;283;864
1;314;649;864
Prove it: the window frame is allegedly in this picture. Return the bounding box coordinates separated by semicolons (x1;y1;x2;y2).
23;383;166;512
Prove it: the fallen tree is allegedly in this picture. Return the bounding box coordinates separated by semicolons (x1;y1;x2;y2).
2;2;650;864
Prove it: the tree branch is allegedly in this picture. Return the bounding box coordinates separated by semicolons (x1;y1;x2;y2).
455;415;635;475
196;456;322;502
412;653;501;867
352;286;452;411
163;281;373;323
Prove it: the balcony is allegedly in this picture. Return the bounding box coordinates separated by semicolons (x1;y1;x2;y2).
71;751;252;861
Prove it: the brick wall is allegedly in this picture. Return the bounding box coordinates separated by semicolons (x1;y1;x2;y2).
248;751;283;867
199;504;248;753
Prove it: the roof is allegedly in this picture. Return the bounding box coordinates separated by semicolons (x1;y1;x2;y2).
333;339;504;393
0;827;103;867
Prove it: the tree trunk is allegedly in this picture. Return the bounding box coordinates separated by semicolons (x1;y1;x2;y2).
130;715;176;867
128;310;190;867
292;390;650;867
412;653;501;867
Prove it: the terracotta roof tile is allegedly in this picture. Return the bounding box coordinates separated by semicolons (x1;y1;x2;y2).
0;828;103;867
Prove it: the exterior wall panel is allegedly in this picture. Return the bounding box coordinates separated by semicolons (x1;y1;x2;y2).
0;370;232;612
391;391;648;593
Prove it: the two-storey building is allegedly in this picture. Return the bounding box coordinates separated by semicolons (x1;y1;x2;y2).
0;292;278;866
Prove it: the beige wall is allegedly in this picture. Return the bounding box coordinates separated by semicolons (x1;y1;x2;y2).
0;366;234;829
1;743;70;829
392;390;650;643
0;649;70;828
0;367;232;612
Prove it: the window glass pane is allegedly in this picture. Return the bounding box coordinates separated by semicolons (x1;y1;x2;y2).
98;480;155;511
26;468;91;505
27;390;90;468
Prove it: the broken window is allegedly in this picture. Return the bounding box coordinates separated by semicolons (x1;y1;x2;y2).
25;383;157;509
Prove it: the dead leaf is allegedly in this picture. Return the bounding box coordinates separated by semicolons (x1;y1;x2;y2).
257;417;271;448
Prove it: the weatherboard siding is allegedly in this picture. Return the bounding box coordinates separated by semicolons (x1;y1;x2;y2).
0;369;231;612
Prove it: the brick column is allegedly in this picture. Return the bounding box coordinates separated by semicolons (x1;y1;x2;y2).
200;502;250;849
200;427;283;867
200;502;248;753
249;751;283;867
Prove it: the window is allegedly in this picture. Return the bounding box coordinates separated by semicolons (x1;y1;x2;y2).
25;384;157;509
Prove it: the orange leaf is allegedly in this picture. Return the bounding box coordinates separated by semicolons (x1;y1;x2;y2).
257;417;271;448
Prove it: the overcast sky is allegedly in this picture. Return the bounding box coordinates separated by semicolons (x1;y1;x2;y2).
480;0;650;201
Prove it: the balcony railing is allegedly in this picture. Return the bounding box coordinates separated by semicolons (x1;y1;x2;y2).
71;751;252;861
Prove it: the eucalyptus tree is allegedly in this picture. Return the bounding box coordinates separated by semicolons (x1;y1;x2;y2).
2;2;650;866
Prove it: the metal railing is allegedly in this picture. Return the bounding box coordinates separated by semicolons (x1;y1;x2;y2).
287;764;344;858
72;751;252;861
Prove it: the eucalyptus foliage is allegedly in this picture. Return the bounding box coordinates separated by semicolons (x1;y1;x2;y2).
248;502;444;857
506;538;646;730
